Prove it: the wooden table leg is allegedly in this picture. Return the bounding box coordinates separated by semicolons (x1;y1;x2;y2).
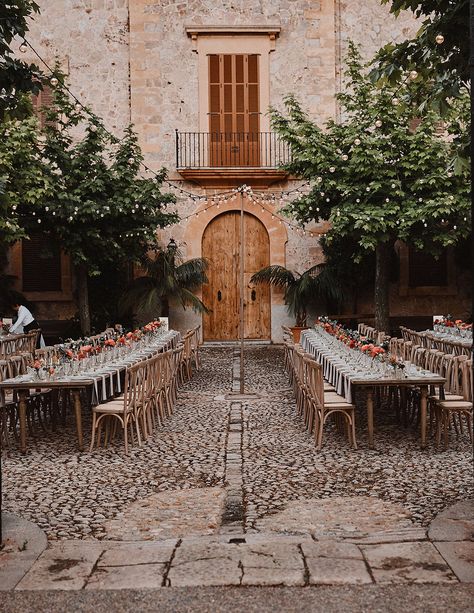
420;385;428;449
367;387;374;448
71;390;84;451
18;390;29;454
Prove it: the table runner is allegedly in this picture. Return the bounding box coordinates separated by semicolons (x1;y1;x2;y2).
1;330;181;407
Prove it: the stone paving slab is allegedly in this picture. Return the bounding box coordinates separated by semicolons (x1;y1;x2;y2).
6;533;474;590
16;541;103;590
0;512;48;591
301;540;372;585
97;540;178;567
240;541;305;586
347;527;428;545
434;542;474;583
85;563;166;590
361;541;457;584
306;556;373;585
167;542;242;587
429;500;474;542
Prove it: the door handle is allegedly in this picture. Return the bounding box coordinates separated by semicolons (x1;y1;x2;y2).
217;290;222;302
251;289;256;301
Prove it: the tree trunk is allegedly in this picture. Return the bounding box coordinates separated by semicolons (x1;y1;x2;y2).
76;263;91;336
374;242;391;334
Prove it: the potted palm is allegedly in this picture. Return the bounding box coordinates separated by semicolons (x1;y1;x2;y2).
251;263;344;343
119;239;209;322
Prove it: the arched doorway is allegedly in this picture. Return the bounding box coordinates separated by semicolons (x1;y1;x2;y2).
202;211;271;340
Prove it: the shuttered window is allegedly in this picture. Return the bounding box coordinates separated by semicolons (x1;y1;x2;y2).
32;85;55;129
22;234;62;292
408;247;448;287
208;54;259;135
208;54;260;166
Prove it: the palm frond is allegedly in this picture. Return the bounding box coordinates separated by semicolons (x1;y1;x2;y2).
177;287;210;314
176;258;209;288
250;265;297;288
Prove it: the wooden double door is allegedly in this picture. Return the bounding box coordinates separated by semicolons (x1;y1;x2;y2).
202;211;271;340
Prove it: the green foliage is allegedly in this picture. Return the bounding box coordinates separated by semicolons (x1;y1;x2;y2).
271;44;470;263
371;0;469;115
120;244;209;319
0;75;178;271
0;1;43;119
250;264;346;326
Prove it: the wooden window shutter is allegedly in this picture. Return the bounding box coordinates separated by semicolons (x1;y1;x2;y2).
408;247;448;287
208;54;260;134
32;85;55;129
22;234;62;292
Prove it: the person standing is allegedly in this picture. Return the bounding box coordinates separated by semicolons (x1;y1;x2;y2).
9;302;45;348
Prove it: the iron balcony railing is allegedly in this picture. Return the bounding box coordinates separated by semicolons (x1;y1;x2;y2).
175;131;292;169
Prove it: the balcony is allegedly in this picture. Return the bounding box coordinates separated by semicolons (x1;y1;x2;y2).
175;131;291;187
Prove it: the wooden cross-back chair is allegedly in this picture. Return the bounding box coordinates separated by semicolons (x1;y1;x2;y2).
89;361;146;454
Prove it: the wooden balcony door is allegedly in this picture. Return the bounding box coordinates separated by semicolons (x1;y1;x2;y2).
202;210;270;340
208;54;260;166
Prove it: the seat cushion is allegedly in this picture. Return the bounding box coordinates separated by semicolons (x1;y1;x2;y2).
436;401;472;410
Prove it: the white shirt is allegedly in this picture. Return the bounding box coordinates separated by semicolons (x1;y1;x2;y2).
9;305;35;334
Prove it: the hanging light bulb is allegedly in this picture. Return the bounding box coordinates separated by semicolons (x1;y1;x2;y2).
391;183;396;189
50;76;59;87
329;166;336;173
341;154;348;161
128;157;135;164
409;70;418;80
375;120;383;128
74;103;82;112
19;42;28;53
435;34;444;44
392;97;399;106
354;138;361;146
90;124;97;132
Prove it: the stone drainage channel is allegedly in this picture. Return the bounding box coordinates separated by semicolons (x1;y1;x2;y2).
219;348;250;536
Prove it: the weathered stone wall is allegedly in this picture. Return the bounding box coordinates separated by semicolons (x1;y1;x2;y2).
22;0;130;135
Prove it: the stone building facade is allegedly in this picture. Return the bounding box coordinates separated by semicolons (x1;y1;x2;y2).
7;1;470;339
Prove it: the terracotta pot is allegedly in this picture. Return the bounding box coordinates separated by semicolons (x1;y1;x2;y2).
290;326;309;343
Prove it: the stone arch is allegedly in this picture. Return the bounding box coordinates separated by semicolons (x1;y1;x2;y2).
183;195;288;265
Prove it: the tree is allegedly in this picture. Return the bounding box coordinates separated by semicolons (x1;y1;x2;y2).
371;1;469;115
0;77;178;334
119;242;209;321
271;44;470;332
0;0;43;119
251;263;345;327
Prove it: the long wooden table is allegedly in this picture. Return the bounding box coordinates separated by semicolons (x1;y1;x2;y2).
0;331;180;453
301;330;445;449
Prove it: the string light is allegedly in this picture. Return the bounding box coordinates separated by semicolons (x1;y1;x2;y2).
435;34;444;44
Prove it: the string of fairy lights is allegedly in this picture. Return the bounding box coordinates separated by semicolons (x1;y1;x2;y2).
13;30;455;241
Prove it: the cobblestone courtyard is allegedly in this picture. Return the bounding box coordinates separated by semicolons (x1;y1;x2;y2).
3;346;472;542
